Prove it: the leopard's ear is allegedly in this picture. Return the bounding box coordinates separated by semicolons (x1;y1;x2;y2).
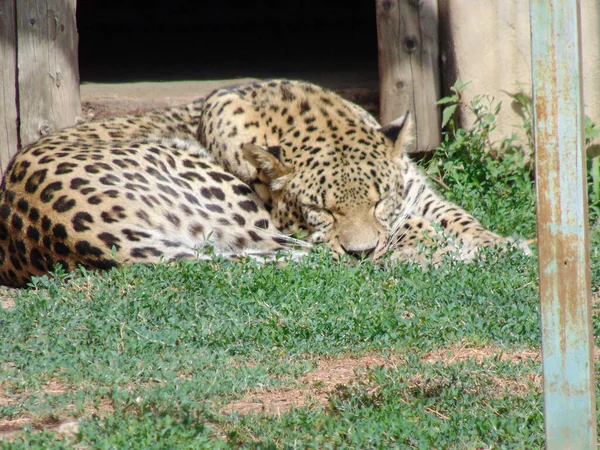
242;143;291;190
379;112;414;161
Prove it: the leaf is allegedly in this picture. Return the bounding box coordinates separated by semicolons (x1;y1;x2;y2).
436;95;458;106
441;104;457;129
482;113;496;125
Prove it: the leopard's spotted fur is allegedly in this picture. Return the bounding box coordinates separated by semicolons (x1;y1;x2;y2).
0;80;527;287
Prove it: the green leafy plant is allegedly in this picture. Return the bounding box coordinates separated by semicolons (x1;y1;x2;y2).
430;82;536;238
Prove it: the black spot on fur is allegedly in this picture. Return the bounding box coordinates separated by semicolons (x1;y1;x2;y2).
300;100;311;114
247;231;264;242
123;229;151;242
10;213;23;231
84;164;100;174
88;195;102;205
53;242;71;256
75;240;104;257
25;169;48;193
87;259;119;271
165;213;181;228
42;216;52;233
232;184;254;196
10;255;22;271
16;199;29;213
4;190;15;203
205;204;224;213
130;247;163;258
97;232;121;251
0;222;9;241
42;235;52;249
15;239;26;256
232;214;246;226
157;183;179;198
30;248;45;271
0;223;8;240
11;160;30;183
52;195;76;213
72;212;94;232
104;190;119;199
188;223;204;236
55;162;78;175
99;174;121;186
40;181;63;203
207;171;234;183
184;192;200;205
29;207;40;222
136;210;152;225
27;225;40;242
161;239;182;248
0;204;11;220
101;211;119;223
238;200;259;213
52;224;68;239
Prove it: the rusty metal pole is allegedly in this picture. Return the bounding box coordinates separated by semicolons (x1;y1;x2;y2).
530;0;597;448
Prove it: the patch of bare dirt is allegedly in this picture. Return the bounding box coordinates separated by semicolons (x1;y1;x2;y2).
222;354;401;416
221;344;600;416
0;380;113;441
82;100;153;122
421;344;542;365
0;286;20;310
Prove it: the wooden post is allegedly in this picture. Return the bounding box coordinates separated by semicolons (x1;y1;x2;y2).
375;0;440;152
0;0;80;175
0;1;19;170
530;0;597;447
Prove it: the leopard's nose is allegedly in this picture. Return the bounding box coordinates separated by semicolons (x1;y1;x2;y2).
340;245;377;259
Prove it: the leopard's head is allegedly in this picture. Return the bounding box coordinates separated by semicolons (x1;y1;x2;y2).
243;114;413;259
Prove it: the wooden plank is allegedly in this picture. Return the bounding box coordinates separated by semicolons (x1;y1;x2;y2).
530;0;597;448
16;0;80;149
375;0;440;152
0;0;19;172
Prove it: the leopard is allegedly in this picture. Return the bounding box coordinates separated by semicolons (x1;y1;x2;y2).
0;100;294;287
0;79;527;287
197;80;527;260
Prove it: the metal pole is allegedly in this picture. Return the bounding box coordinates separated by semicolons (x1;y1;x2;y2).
529;0;597;448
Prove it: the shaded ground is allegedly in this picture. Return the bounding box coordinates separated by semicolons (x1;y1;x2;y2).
80;79;380;122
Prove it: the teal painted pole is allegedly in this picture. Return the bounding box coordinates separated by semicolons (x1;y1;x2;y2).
529;0;597;448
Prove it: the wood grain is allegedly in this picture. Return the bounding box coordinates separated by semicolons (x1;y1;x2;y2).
376;0;440;152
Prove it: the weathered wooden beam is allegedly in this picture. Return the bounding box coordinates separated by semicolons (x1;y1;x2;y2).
0;0;80;175
530;0;597;448
375;0;440;152
16;0;81;150
0;0;19;171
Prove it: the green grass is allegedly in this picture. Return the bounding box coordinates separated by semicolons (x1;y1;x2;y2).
1;247;548;448
2;102;600;448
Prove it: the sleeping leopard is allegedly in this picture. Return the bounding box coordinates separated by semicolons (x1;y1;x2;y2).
0;79;528;287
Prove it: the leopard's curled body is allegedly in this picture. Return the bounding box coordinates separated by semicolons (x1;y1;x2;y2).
0;80;527;287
